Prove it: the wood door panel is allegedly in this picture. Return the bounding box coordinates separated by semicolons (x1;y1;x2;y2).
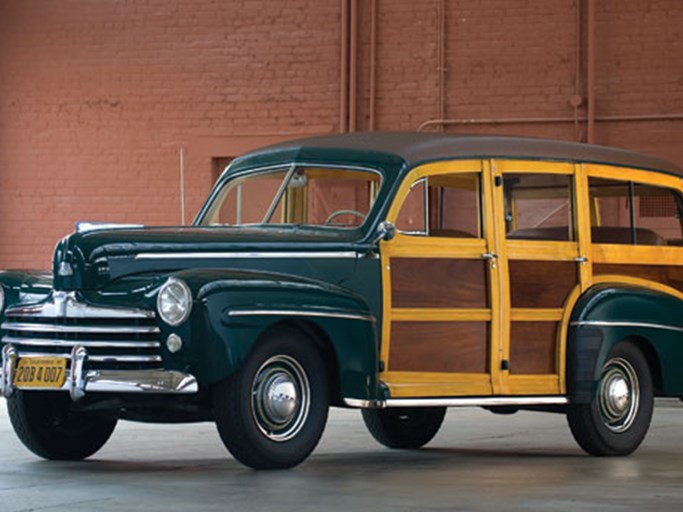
389;321;489;373
509;260;578;308
593;263;683;292
391;258;488;308
509;322;557;374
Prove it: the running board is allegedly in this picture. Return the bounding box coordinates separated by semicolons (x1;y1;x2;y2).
343;396;568;409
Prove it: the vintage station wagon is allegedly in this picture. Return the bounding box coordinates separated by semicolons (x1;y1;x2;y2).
2;132;683;469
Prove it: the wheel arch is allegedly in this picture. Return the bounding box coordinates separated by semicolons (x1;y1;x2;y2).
566;281;682;403
183;268;379;402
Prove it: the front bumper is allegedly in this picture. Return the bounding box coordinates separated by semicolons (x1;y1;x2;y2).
1;344;198;401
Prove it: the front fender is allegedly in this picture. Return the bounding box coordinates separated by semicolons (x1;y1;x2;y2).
567;284;683;402
166;269;378;401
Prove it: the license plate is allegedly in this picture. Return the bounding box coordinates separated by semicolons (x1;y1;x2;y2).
13;357;67;389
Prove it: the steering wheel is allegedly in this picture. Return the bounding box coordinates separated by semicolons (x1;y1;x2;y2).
324;209;366;226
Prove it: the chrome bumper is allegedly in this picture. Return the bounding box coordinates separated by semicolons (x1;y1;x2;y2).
1;344;198;401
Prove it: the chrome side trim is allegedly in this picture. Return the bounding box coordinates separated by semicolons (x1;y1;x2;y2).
2;322;160;334
2;336;161;349
227;309;375;322
135;251;358;260
343;396;568;408
5;294;155;319
570;320;683;334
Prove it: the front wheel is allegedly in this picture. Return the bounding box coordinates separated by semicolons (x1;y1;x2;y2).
362;407;446;449
7;391;117;460
213;328;329;469
567;341;654;456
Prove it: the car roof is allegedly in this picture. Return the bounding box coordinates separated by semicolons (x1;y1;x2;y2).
247;132;682;177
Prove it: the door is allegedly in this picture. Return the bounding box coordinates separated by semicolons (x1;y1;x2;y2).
379;160;505;398
493;160;586;395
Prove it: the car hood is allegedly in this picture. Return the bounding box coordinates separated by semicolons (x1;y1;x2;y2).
52;225;365;291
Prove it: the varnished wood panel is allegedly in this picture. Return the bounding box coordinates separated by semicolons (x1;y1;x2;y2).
593;264;683;292
391;258;488;308
509;322;557;374
509;260;578;308
389;322;488;373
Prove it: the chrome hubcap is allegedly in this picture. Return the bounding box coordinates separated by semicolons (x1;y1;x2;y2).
252;355;310;442
598;357;639;433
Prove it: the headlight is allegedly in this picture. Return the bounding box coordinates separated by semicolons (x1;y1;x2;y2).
157;278;192;326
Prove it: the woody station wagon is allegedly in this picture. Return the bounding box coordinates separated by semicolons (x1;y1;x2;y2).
2;132;683;469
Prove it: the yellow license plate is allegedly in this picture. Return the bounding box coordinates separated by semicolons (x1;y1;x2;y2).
14;357;67;389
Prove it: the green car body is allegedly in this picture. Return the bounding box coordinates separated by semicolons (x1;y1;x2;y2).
2;132;683;468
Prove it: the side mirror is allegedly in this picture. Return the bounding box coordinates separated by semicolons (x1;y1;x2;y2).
373;221;396;244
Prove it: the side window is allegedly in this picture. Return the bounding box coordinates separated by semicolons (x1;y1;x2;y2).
395;173;481;238
504;173;574;241
589;178;683;245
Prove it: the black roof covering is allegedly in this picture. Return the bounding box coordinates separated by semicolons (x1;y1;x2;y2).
257;132;682;176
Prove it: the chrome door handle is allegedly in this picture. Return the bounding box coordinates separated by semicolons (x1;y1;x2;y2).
482;252;498;268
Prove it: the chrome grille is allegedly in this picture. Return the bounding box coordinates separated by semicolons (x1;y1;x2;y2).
1;293;162;370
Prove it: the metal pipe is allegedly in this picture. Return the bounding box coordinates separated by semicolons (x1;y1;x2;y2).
417;113;683;132
339;0;349;133
179;145;185;226
368;0;377;131
586;0;596;143
349;0;358;132
438;0;446;129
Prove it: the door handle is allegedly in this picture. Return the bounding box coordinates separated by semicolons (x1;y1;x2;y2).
482;252;498;268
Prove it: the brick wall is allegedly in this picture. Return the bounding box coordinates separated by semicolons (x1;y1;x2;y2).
0;0;681;269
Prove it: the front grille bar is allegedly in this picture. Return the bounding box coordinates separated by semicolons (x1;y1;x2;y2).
11;350;162;364
1;322;160;334
2;336;161;349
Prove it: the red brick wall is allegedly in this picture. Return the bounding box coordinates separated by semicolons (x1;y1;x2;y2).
0;0;681;269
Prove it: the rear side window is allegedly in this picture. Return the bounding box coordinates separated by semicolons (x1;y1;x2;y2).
503;173;574;242
588;177;683;245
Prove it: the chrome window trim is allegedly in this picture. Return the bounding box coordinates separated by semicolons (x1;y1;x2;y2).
570;320;683;334
343;396;569;408
135;251;359;260
198;161;384;227
227;309;375;323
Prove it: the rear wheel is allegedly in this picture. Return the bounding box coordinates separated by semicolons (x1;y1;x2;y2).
7;390;117;460
362;407;446;449
213;328;329;469
567;341;653;456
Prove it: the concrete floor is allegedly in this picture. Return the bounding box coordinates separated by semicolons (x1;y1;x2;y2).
1;400;682;512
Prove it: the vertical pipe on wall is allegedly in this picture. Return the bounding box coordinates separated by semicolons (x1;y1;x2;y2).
179;145;185;226
586;0;596;143
437;0;446;131
349;0;358;132
573;0;582;141
339;0;349;133
368;0;377;131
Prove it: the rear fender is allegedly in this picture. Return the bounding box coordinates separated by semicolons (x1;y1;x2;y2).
567;284;683;402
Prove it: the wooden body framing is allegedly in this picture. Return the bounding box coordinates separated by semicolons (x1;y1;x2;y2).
379;159;683;398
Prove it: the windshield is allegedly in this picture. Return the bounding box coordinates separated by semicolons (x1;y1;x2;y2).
199;166;382;228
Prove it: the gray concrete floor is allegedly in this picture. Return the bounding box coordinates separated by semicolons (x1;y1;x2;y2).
1;400;682;512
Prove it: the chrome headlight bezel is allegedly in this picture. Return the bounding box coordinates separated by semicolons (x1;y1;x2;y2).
0;286;4;314
156;278;193;327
